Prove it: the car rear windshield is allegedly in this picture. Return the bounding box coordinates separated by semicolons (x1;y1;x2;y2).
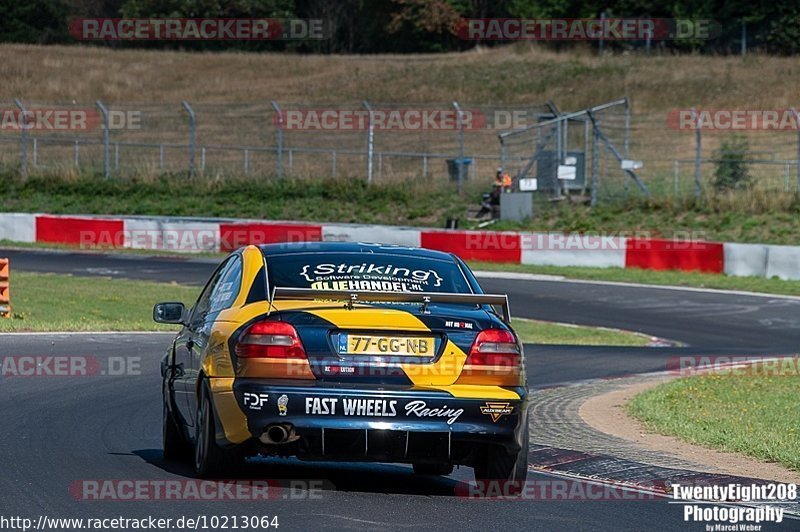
267;252;472;294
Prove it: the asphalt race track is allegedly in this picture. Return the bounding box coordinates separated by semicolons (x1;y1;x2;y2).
1;248;799;531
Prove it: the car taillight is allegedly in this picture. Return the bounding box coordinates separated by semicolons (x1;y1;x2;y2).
235;321;307;359
466;328;520;366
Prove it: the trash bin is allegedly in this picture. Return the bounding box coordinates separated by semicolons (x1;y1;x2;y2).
446;158;472;181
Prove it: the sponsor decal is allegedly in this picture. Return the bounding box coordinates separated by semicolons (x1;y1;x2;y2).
480;402;514;422
445;320;473;330
300;262;443;293
243;392;269;411
277;394;289;416
322;365;355;375
305;397;338;415
304;397;398;417
299;397;467;424
404;400;463;425
342;398;397;417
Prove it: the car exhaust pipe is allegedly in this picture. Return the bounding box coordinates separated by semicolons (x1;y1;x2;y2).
259;424;297;445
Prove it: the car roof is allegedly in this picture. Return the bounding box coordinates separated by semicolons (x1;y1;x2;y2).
258;241;457;262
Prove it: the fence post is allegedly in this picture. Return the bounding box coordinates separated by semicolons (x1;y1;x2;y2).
793;109;800;191
554;118;562;199
453;101;465;194
363;100;374;183
741;21;747;57
271;101;284;177
500;138;507;176
74;140;79;167
673;160;680;197
95;100;110;179
14;99;28;178
32;138;37;167
182;101;196;178
583;119;590;191
692;108;702;198
591;122;599;207
624;98;631;196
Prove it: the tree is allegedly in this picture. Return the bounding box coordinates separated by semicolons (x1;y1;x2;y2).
0;0;70;43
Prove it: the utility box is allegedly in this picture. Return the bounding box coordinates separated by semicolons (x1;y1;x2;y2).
536;150;586;191
500;192;533;222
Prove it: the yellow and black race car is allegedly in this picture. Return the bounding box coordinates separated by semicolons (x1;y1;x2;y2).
155;242;528;485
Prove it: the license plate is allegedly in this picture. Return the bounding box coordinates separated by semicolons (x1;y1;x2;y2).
340;334;435;356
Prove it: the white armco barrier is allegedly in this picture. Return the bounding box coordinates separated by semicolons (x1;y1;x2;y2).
723;243;768;278
0;213;36;243
765;245;800;281
322;224;421;247
520;233;627;268
0;212;799;280
123;218;221;252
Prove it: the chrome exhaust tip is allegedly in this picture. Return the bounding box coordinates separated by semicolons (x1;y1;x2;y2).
259;424;297;445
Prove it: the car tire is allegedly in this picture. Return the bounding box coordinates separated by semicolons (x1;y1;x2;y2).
412;463;454;476
194;383;242;478
473;437;529;495
162;399;189;461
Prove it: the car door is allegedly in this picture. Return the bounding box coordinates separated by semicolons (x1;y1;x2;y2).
172;257;234;426
184;255;243;425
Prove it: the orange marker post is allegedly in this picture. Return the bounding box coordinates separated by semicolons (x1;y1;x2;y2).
0;258;10;318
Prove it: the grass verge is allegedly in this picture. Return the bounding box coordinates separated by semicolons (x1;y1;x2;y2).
0;272;649;345
468;261;800;297
3;172;800;245
511;317;651;346
628;372;800;471
0;272;198;332
0;173;474;229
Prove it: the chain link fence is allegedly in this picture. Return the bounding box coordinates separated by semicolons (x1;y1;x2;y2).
0;99;551;186
3;98;799;206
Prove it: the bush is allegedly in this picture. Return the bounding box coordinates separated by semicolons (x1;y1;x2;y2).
713;135;752;191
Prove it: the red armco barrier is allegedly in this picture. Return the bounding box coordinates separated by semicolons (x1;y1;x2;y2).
219;222;323;252
0;212;792;278
420;230;521;263
625;238;724;273
35;215;124;246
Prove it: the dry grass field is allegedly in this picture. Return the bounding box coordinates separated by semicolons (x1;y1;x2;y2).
2;43;797;108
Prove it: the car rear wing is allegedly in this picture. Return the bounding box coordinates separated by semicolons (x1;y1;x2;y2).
270;287;511;324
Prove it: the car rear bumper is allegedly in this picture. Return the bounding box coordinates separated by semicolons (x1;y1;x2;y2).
217;378;528;463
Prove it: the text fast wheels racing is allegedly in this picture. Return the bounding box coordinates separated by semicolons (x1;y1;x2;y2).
155;242;528;485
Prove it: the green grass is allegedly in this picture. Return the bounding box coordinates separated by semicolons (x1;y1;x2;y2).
628;372;800;471
0;272;650;345
0;272;198;331
511;317;651;346
0;173;475;229
468;261;800;297
3;172;800;245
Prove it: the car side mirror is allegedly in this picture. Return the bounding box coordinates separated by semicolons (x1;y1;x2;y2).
153;302;187;324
